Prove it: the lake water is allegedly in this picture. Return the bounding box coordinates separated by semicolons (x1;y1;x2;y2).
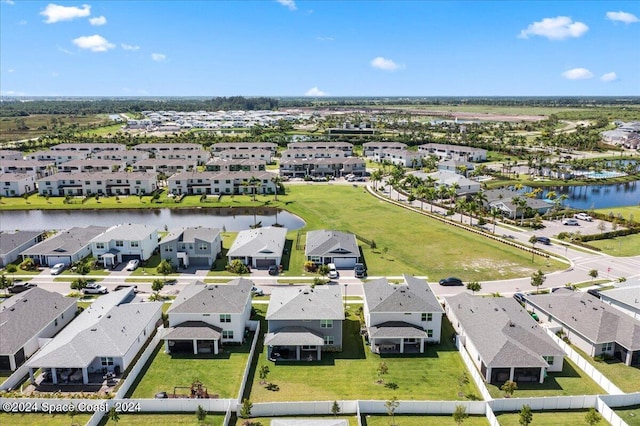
523;180;640;210
0;208;306;232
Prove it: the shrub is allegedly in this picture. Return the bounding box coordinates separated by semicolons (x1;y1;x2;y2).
227;259;249;275
5;264;18;273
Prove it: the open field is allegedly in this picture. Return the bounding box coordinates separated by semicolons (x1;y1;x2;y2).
571;345;640;393
0;114;110;142
615;405;640;426
593;205;640;221
588;233;640;257
495;410;605;425
363;414;489;425
0;413;93;426
248;306;481;402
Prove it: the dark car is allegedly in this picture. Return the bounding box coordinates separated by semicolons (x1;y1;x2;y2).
513;292;526;304
354;263;367;278
536;236;551;245
587;289;601;299
268;265;278;276
439;277;463;286
8;282;37;294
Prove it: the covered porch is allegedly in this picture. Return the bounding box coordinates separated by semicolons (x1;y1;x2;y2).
488;366;545;384
163;321;221;355
100;248;121;268
367;321;429;354
265;326;324;362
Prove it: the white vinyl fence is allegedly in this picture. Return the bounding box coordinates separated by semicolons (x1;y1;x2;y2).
456;336;493;401
115;326;164;399
251;401;359;417
489;394;599;412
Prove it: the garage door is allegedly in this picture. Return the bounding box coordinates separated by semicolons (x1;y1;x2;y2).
189;257;211;266
46;256;72;267
333;257;357;269
121;254;142;262
255;258;277;269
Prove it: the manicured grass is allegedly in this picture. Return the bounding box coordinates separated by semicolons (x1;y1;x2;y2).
0;370;13;381
0;413;93;426
248;306;481;402
128;337;251;399
615;404;640;426
238;416;359;426
486;358;605;398
593;206;640;223
495;410;601;425
588;233;640;257
114;413;226;425
571;345;640;393
572;280;611;289
364;414;489;425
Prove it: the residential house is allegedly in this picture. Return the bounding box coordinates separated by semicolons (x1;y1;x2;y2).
484;189;553;219
417;143;487;162
372;149;423;168
37;171;157;197
20;226;107;267
0;288;76;370
362;142;407;158
163;279;253;355
90;224;158;267
0;150;23;161
305;230;360;268
0;230;46;268
0;173;37;197
92;150;150;165
438;160;476;176
133;142;203;153
26;288;162;385
524;290;640;366
0;159;56;178
132;158;197;175
363;275;444;354
287;141;354;156
50;143;126;153
280;149;348;160
155;149;210;165
227;226;287;269
160;227;222;268
279;157;366;179
216;149;273;163
265;285;344;361
58;159;125;173
205;157;266;173
26;150;90;165
167;171;278;196
598;284;640;320
210;142;277;155
412;171;481;196
445;293;564;384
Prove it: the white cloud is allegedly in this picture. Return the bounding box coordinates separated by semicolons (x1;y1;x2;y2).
519;16;588;40
370;56;404;71
561;68;594;80
600;72;618;82
89;16;107;26
606;11;639;24
316;36;334;42
18;20;27;25
57;45;75;55
276;0;296;11
121;43;140;51
304;87;327;96
151;53;166;62
72;34;115;52
7;68;15;73
1;0;16;5
41;3;91;23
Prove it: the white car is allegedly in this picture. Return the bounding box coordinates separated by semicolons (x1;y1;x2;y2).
562;218;580;226
50;263;66;275
83;283;108;294
574;213;593;221
125;259;140;271
327;263;339;279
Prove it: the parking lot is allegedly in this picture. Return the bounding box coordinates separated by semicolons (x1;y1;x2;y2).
536;215;617;240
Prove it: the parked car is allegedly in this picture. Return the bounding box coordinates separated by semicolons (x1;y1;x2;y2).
125;259;139;271
268;265;279;276
587;288;601;299
251;286;264;297
50;263;66;275
8;282;37;294
83;283;108;294
327;263;339;279
562;218;580;226
439;277;463;286
354;263;367;278
513;292;526;304
574;212;593;222
536;236;551;245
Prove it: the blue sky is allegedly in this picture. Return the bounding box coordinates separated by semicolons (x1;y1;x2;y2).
1;1;639;97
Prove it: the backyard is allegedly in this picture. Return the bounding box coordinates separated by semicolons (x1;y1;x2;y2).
495;410;606;425
0;413;93;426
571;345;640;393
363;414;489;425
615;404;640;426
248;305;481;402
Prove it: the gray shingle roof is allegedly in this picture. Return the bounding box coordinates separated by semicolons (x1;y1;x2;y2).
526;291;640;351
599;284;640;312
446;293;563;368
20;226;108;257
364;275;444;314
0;231;44;255
0;288;76;356
369;321;429;339
163;321;222;340
160;227;221;245
227;226;287;258
168;278;253;315
267;285;344;321
305;230;359;258
90;224;157;242
264;326;325;346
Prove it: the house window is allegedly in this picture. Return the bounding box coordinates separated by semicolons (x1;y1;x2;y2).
101;357;114;366
222;330;234;339
96;243;105;250
131;241;139;248
220;314;231;323
602;342;613;352
320;320;333;328
199;243;208;250
543;356;554;365
115;241;124;247
427;329;433;338
324;336;334;345
302;345;317;350
421;313;433;322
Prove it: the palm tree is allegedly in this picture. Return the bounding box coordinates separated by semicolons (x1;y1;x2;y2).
425;186;437;212
455;198;467;224
271;175;282;201
370;169;383;191
248;176;260;201
490;208;501;233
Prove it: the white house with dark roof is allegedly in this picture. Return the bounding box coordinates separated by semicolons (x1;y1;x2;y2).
217;149;272;163
265;285;344;361
524;290;640;366
0;230;46;268
0;150;23;161
90;223;158;267
26;288;162;385
58;159;126;173
0;159;56;178
0;288;76;371
132;158;197;175
133;142;202;152
305;230;360;269
287;141;354;155
598;284;640;320
50;143;126;153
445;293;564;384
417;143;487;162
167;170;278;196
163;279;253;355
159;226;222;268
20;226;108;267
362;142;407;158
0;173;37;197
372;149;423;168
413;170;481;196
363;275;444;354
205;157;266;173
37;171;158;197
227;226;287;269
27;149;90;165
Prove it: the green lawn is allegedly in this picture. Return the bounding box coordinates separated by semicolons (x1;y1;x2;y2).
486;358;605;398
571;345;640;393
0;413;93;426
238;416;359;426
495;410;604;426
128;337;252;399
113;413;226;425
588;233;640;257
364;414;489;425
615;405;640;426
248;306;481;402
593;206;640;223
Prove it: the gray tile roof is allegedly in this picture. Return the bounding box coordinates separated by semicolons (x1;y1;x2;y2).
0;288;76;356
168;278;253;315
267;285;344;321
305;230;359;258
364;275;444;314
160;227;220;246
264;326;325;346
0;230;44;255
227;226;287;258
21;226;108;257
526;291;640;351
90;224;157;242
446;293;563;368
27;289;162;369
599;284;640;312
163;321;222;341
369;321;429;339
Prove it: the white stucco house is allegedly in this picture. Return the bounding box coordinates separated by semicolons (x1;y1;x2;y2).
90;223;159;267
227;226;287;269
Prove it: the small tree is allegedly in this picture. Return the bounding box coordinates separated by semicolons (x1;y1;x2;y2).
385;396;399;426
529;235;538;263
466;281;481;295
452;404;468;425
108;406;120;424
376;361;389;383
331;400;341;417
519;404;533;426
597;221;606;234
501;380;518;397
259;365;270;385
0;273;12;295
457;371;470;393
70;277;88;292
196;405;207;423
240;398;253;419
585;407;602;426
530;269;546;293
317;264;330;276
157;259;174;282
588;269;599;283
227;259;249;275
151;279;165;300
